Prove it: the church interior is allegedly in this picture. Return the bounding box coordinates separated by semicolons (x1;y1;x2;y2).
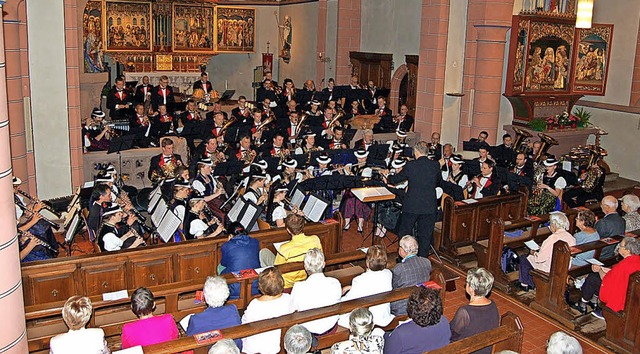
1;0;640;353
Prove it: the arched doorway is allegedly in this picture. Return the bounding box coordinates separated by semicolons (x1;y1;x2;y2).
398;74;408;112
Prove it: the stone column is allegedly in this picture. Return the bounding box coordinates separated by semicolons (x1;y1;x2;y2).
335;0;361;84
630;25;640;106
316;0;328;85
4;0;35;193
414;0;450;135
0;0;29;352
65;0;84;189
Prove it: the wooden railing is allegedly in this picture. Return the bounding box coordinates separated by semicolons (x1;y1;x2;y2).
438;190;528;265
21;220;342;306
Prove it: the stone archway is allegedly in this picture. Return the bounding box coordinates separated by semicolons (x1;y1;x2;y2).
389;64;409;115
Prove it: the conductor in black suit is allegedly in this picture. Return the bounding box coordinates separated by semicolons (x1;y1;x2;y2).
193;72;213;93
386;141;441;257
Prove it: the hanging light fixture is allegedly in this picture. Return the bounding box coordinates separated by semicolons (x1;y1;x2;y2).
575;0;594;29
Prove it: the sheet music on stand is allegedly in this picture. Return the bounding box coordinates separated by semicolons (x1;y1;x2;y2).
64;213;81;243
147;186;164;214
290;188;306;208
157;210;181;243
351;186;395;203
151;199;168;227
301;192;330;222
228;197;263;231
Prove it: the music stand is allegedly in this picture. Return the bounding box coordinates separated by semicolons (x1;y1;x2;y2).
63;211;83;256
343;129;357;147
369;144;390;161
224;125;251;145
107;134;136;187
213;161;244;177
351;186;396;246
227;197;262;231
219;90;236;101
301;192;330;222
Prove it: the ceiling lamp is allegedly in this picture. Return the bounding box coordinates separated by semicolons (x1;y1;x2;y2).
575;0;594;29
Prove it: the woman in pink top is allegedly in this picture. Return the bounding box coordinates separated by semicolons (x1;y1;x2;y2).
518;211;576;291
121;287;179;348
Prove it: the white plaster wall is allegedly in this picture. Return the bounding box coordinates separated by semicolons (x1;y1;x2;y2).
587;0;640;105
26;0;72;199
278;2;319;87
206;6;280;100
360;0;422;71
442;0;468;147
325;0;338;82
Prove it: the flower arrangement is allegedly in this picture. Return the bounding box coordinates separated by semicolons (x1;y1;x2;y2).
572;107;592;128
545;111;579;129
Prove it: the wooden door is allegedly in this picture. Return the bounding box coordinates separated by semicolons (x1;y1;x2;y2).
82;261;127;296
175;248;216;281
405;55;418;118
349;52;393;88
476;204;501;241
24;265;77;305
129;255;173;288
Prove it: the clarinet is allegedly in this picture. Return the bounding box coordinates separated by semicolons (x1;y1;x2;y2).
19;230;58;255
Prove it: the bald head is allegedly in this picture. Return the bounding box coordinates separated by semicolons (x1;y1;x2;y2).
601;196;618;214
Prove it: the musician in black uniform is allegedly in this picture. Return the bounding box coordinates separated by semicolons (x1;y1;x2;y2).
87;184;112;234
148;138;184;184
352;129;376;151
231;96;252;122
169;179;191;241
193;72;213;93
492;134;517;168
192;157;227;221
97;203;144;252
129;103;154;148
151;75;176;114
184;197;225;240
134;75;152;104
506;152;534;192
153;103;175;137
386;141;441;257
394;105;414;132
178;99;204;152
372;97;394;133
256;79;278;103
106;76;133;120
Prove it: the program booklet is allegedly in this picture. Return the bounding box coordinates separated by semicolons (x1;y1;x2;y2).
524;240;540;251
194;330;224;345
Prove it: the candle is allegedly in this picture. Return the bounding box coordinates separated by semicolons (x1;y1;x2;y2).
225;80;228;90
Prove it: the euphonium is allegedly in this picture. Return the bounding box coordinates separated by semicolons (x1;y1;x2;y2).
533;133;559;163
328;111;344;130
512;126;533;154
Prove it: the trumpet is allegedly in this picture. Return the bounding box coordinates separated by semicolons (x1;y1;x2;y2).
16;189;62;220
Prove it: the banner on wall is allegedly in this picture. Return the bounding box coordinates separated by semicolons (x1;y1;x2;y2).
262;53;273;76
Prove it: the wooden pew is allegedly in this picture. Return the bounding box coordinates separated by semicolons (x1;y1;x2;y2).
20;220;341;306
437;190;528;265
427;312;523;354
472;203;601;292
142;269;447;354
24;249;364;353
529;237;622;330
599;271;640;354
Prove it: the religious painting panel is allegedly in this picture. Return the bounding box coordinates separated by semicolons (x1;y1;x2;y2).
524;21;574;93
571;24;613;96
511;18;530;94
215;6;256;53
172;4;215;53
83;1;105;73
104;1;152;52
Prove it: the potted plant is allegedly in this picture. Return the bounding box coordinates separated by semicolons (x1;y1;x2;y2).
545;115;558;130
572;107;592;128
556;112;570;129
529;117;547;132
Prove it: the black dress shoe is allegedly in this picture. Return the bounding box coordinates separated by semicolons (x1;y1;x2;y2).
570;302;588;315
518;283;530;292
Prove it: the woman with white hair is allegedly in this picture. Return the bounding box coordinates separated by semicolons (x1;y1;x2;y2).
449;268;499;354
49;296;108;354
186;276;242;349
209;338;240;354
284;325;313;354
621;194;640;232
331;308;384;353
518;211;576;291
546;331;582;354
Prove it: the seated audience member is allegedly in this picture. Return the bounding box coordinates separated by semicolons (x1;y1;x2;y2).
49;296;108;354
219;223;261;299
284;325;313;354
121;287;179;348
546;331;583;354
339;245;394;328
574;237;640;318
242;267;295;354
390;236;432;315
209;339;240;354
519;212;576;291
449;268;499;354
186;276;242;350
596;196;626;259
572;210;600;267
291;248;342;335
331;308;385;354
468;159;501;199
384;287;451;353
621;194;640;232
272;214;322;288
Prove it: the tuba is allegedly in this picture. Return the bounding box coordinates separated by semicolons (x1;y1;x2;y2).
533;133;559;163
581;146;607;192
512;126;533;154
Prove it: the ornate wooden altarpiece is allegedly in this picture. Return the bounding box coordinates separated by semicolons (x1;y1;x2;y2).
504;1;614;127
83;0;256;73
